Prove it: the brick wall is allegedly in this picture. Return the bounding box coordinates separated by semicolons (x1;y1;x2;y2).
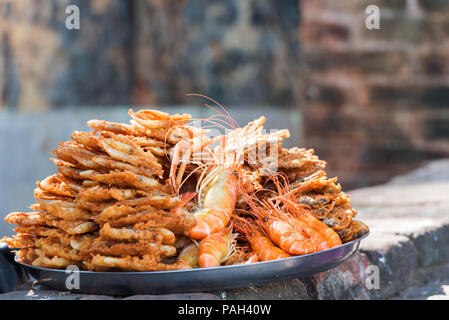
300;0;449;188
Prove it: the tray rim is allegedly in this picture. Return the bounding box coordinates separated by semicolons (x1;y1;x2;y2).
18;231;369;275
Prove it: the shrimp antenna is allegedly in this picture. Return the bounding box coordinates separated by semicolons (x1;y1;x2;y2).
186;93;239;129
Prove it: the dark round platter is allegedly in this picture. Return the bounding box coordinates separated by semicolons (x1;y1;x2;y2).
18;232;368;296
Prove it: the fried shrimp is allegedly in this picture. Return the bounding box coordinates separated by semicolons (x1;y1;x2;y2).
33;201;92;221
187;169;239;239
4;106;366;271
176;243;199;269
99;223;175;245
97;132;162;175
128;109;191;130
88;254;178;271
241;189;327;255
36;174;76;197
71;131;101;151
35;238;86;262
76;169;162;190
43;216;98;234
233;217;291;261
198;230;234;268
97;204;156;221
78;186;148;202
32;254;78;268
88;240;176;257
87;119;136;136
5;212;45;227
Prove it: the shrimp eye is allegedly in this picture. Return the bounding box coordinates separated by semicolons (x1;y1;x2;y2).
263;216;268;222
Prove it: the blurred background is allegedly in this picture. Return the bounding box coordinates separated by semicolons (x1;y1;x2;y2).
1;0;448;235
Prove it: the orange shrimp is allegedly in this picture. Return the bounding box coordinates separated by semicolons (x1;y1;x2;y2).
244;252;259;264
242;190;326;255
176;244;199;270
198;230;234;268
274;180;342;249
187;169;239;239
262;216;321;255
234;217;291;261
224;246;259;265
295;212;341;248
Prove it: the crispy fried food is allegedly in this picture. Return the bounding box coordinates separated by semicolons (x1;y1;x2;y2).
87;119;137;136
13;226;68;239
79;169;162;190
58;166;163;190
1;234;36;249
99;223;175;245
128;109;191;129
15;247;39;265
277;147;326;179
32;201;92;221
121;211;196;235
78;185;150;202
75;199;115;213
35;238;86;262
32;254;78;268
43;215;98;234
97;204;155;221
34;187;73;201
36;174;76;198
69;234;96;251
116;194;180;209
88;239;176;257
71;131;101;151
56;142;159;177
5;212;45;227
97;132;162;175
87;254;177;271
336;220;369;243
4;107;368;271
176;243;198;269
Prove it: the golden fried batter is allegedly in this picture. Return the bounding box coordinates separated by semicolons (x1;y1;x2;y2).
33;201;92;221
99;223;175;244
87;254;177;271
5;212;46;227
88;239;176;257
4;107;368;271
43;215;98;234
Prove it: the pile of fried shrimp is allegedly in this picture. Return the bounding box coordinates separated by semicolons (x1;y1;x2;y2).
2;102;369;271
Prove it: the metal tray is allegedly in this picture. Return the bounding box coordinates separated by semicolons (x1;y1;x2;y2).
19;232;368;296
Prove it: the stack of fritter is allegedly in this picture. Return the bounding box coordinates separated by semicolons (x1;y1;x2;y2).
4;109;198;271
235;145;367;243
278;148;369;243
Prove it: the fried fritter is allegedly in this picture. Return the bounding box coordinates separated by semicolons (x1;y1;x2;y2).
5;212;46;227
87;254;177;271
88;239;176;257
99;223;175;244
